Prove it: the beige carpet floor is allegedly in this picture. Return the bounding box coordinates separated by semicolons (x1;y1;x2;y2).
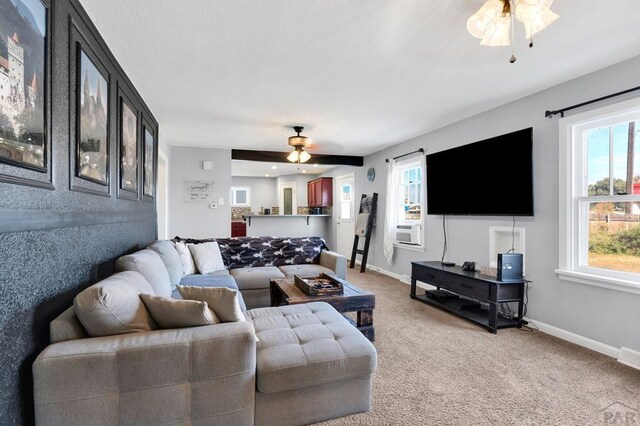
319;269;640;426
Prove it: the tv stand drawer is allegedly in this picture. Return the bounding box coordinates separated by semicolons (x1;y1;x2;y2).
411;265;448;287
443;276;489;301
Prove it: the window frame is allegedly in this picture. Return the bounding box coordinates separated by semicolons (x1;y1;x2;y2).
230;186;251;207
557;97;640;295
393;157;425;251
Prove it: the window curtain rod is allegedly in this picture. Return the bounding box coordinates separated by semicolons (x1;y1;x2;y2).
545;85;640;118
385;148;424;163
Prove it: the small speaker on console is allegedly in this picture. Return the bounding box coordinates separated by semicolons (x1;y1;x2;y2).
497;253;523;282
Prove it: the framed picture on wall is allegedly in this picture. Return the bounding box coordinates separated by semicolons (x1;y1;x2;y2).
119;96;137;193
0;0;48;172
76;47;109;185
143;124;155;198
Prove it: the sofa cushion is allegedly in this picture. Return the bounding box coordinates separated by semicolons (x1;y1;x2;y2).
178;273;246;311
277;264;336;279
116;249;172;297
188;242;226;274
230;266;285;291
174;241;196;275
147;240;184;289
140;294;220;328
50;306;88;343
177;285;245;323
74;271;157;337
245;302;377;394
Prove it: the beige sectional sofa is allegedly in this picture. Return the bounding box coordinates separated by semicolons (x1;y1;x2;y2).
33;237;376;425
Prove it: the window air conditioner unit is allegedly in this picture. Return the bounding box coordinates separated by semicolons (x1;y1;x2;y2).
395;223;421;246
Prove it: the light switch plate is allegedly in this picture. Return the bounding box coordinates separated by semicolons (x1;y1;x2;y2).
218;197;224;205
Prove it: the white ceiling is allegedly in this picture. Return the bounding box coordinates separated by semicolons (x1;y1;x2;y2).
80;0;640;156
231;160;334;178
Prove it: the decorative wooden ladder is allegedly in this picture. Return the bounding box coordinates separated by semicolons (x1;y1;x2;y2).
350;193;378;273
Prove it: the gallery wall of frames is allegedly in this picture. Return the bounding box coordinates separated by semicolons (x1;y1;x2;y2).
0;0;158;423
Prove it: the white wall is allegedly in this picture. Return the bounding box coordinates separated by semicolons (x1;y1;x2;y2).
348;55;640;352
169;147;232;238
231;176;277;212
277;174;314;207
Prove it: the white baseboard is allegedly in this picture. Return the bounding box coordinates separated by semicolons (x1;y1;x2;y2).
530;320;640;370
352;260;640;371
528;319;619;358
618;347;640;370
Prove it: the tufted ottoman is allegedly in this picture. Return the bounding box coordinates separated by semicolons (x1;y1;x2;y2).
244;302;377;426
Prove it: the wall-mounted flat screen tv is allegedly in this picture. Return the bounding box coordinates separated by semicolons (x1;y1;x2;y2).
426;127;534;216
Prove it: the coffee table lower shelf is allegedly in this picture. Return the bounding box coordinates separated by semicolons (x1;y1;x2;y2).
414;293;520;331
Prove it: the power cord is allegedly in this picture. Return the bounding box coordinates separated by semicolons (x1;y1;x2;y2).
521;279;539;331
441;215;448;263
499;278;538;331
506;216;516;253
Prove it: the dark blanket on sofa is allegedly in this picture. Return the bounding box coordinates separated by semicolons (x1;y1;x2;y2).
173;236;328;270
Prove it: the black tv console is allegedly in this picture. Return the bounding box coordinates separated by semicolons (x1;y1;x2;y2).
410;261;524;334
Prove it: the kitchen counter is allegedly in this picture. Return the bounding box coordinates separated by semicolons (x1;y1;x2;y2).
244;214;331;219
242;213;332;238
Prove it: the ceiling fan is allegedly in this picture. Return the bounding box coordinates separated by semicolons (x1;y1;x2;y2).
287;126;311;163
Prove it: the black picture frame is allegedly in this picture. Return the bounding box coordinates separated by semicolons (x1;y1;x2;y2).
75;44;109;186
117;85;138;199
0;0;50;175
142;120;155;201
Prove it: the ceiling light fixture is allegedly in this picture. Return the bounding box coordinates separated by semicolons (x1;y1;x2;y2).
467;0;559;63
287;126;311;163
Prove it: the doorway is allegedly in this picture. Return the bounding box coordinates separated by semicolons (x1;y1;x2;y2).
157;150;169;239
336;173;356;258
279;182;297;215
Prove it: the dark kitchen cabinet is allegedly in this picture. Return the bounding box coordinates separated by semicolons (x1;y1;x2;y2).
231;221;247;237
307;177;333;207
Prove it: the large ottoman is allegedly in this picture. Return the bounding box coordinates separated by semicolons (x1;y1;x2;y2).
245;302;377;425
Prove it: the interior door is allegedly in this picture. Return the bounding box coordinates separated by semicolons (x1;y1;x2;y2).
283;188;293;215
336;174;356;258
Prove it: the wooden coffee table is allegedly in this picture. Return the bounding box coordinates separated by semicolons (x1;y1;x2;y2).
270;277;375;341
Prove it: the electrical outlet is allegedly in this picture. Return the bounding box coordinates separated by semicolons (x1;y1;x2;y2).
218;197;224;206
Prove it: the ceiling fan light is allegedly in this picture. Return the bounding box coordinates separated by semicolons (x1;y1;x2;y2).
467;0;502;38
515;0;558;38
287;150;299;162
480;17;511;46
299;149;311;163
467;12;492;39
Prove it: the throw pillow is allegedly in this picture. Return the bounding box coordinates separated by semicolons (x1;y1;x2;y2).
140;294;219;328
147;240;184;289
175;241;196;275
188;242;226;274
177;285;245;323
115;249;172;297
74;271;157;337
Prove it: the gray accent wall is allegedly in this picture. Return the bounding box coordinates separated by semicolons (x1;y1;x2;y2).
169;147;232;239
0;0;158;423
338;55;640;353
